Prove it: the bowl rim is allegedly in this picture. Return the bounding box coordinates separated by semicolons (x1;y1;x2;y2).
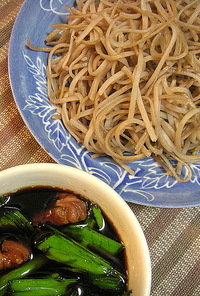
0;163;151;295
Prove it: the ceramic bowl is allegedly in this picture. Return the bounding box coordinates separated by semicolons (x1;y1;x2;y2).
0;163;151;296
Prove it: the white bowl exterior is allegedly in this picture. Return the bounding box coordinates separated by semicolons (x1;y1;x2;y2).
0;163;151;296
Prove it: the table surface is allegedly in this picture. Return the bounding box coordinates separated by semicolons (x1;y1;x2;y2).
0;1;199;295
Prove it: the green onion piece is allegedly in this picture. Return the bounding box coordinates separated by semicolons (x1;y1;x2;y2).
83;204;104;230
92;204;104;229
36;233;125;291
62;224;124;256
9;277;76;296
0;208;34;235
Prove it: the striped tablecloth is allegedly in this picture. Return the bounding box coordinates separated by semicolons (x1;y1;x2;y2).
0;1;199;295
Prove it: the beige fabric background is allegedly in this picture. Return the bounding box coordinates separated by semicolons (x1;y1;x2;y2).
0;1;199;295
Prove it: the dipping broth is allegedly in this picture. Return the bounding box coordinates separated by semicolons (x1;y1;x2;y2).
0;186;131;296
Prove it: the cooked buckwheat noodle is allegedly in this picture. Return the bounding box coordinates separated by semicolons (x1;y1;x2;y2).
28;0;200;182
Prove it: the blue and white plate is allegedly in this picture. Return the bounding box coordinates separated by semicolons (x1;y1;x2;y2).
9;0;200;207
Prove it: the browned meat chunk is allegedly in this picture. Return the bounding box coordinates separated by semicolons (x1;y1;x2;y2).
32;193;87;226
0;240;31;270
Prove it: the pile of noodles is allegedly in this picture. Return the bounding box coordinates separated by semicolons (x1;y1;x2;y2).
28;0;200;182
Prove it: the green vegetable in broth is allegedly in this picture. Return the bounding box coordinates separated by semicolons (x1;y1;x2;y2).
0;208;34;235
35;232;126;291
62;223;124;256
9;277;77;296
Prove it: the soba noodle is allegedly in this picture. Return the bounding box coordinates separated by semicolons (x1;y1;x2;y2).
28;0;200;182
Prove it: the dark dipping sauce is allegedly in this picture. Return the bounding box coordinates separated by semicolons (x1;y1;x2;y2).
0;186;130;296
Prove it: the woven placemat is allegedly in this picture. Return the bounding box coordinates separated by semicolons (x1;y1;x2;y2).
0;1;199;295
